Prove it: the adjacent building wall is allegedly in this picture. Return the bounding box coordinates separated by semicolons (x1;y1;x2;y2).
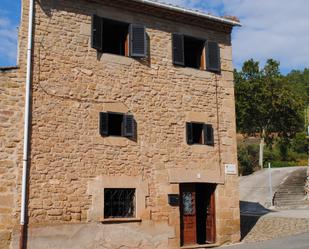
0;68;24;249
0;0;28;247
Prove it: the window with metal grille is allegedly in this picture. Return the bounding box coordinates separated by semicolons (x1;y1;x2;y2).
104;188;136;218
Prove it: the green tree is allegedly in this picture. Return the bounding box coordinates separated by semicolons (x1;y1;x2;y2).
235;59;305;168
284;68;309;130
291;132;309;154
285;69;309;104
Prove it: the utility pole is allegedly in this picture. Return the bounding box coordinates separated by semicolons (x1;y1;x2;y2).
259;129;266;170
268;162;273;207
259;138;264;170
306;125;309;167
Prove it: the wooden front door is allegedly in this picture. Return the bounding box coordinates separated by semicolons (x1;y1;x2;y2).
205;185;216;244
180;183;216;246
180;184;197;246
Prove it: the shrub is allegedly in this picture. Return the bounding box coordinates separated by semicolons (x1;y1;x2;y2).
267;161;297;168
264;147;280;162
238;144;259;175
291;132;308;154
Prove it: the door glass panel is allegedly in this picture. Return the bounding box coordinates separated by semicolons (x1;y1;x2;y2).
183;192;195;215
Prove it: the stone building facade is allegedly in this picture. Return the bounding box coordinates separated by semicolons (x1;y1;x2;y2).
0;0;241;248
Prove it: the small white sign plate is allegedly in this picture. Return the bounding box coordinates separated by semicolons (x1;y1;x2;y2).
225;164;237;175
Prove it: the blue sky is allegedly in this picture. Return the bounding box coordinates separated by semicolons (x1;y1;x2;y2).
0;0;21;67
0;0;308;74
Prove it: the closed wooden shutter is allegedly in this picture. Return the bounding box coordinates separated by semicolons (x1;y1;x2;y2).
130;24;146;58
186;123;194;145
172;33;185;66
91;15;103;51
204;124;214;145
99;112;108;136
206;41;221;72
123;114;135;137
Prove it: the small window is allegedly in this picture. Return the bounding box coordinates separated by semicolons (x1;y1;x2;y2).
104;188;136;218
172;34;205;70
108;113;124;136
99;112;135;138
172;34;221;72
103;19;129;56
186;122;214;145
92;15;146;58
184;36;205;69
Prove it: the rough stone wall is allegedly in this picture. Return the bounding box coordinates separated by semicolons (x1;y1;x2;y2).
6;0;240;248
0;0;30;247
0;68;24;249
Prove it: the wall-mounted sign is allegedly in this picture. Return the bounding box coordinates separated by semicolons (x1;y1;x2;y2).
168;194;179;206
225;164;237;175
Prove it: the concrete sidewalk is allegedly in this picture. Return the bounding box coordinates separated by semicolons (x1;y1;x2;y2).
240;214;309;243
220;232;309;249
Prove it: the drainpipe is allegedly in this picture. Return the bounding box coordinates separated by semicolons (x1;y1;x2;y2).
20;0;34;248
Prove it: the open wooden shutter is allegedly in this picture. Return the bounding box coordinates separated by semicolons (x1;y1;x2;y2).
186;123;193;145
130;24;146;58
172;33;185;66
204;124;214;145
123;114;135;137
206;41;221;72
91;15;103;51
99;112;108;136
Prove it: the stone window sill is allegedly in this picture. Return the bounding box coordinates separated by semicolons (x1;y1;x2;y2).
101;218;142;224
101;53;133;66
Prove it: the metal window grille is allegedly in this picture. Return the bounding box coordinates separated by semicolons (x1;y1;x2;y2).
104;188;135;218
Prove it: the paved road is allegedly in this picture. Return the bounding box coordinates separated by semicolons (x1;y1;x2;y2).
238;166;309;245
240;166;307;212
221;232;309;249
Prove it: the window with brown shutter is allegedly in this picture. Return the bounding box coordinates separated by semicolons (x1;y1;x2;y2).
206;41;221;72
172;34;205;70
184;36;205;70
91;15;103;51
108;112;124;136
186;122;214;146
99;112;109;136
99;112;135;138
123;114;135;137
186;122;194;145
172;33;185;66
130;24;146;58
204;124;214;145
91;15;146;58
102;18;129;56
172;34;221;72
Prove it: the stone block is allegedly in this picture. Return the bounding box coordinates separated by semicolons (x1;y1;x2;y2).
0;195;14;208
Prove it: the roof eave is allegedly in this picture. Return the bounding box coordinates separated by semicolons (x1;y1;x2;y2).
131;0;242;27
